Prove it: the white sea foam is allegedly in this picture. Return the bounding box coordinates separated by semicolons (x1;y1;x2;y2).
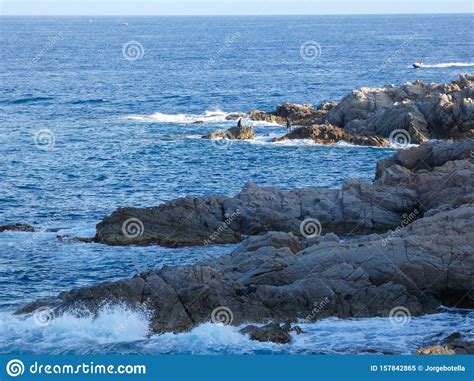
1;306;472;355
126;110;235;124
410;62;474;68
124;110;286;128
0;304;151;354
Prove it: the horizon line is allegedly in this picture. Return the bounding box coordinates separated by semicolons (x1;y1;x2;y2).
1;12;473;17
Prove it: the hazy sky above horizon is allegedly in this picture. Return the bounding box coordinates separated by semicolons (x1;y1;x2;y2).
1;0;473;16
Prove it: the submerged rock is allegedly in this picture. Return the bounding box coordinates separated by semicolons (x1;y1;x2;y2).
442;332;474;354
225;112;247;121
239;323;292;344
0;223;34;232
56;235;96;243
416;332;473;355
272;124;389;147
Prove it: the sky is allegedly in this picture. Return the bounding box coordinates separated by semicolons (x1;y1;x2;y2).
1;0;473;16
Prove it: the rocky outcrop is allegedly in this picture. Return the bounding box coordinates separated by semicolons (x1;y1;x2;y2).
250;103;329;126
17;202;474;334
442;332;474;354
0;223;34;232
202;125;255;140
323;74;474;143
250;75;473;144
249;110;286;125
93;139;473;246
416;332;474;355
272;124;389;147
239;322;295;344
375;139;474;212
16;139;474;335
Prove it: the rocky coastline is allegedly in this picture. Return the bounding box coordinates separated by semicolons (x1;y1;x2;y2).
89;138;473;247
205;74;473;147
7;76;474;352
15;139;474;352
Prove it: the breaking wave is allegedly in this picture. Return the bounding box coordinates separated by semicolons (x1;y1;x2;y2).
124;110;283;126
1;305;471;355
125;110;237;124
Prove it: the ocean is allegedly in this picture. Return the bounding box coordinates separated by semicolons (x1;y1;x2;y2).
0;14;473;354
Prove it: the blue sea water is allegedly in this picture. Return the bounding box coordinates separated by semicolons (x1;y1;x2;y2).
0;14;473;354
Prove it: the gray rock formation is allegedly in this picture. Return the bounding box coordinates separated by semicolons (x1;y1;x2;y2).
250;75;474;144
17;203;474;334
16;139;474;336
0;223;34;232
442;332;474;354
239;322;293;344
93;139;473;247
250;103;327;126
417;332;474;355
273;124;389;147
202;124;255;140
324;74;474;143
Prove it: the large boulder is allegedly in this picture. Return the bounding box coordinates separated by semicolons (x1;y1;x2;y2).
202;125;255;140
274;103;316;120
